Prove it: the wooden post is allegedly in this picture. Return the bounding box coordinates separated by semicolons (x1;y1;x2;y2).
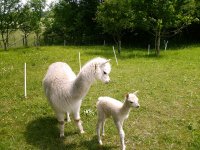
112;46;118;65
164;40;168;51
148;44;150;55
79;52;81;71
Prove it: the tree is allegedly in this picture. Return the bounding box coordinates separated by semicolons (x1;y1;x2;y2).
0;0;21;50
30;0;46;46
78;0;100;43
133;0;199;56
195;0;200;18
18;3;34;47
49;0;80;44
96;0;135;53
44;0;101;45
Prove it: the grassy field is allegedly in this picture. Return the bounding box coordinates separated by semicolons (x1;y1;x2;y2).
0;45;200;150
0;31;36;49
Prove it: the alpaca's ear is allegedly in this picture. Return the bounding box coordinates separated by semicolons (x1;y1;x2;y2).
134;90;139;95
102;59;111;66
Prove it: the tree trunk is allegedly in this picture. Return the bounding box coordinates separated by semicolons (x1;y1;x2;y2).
3;41;7;51
1;33;8;51
35;33;40;47
5;29;10;50
113;34;122;54
117;40;121;54
24;34;28;47
155;29;161;56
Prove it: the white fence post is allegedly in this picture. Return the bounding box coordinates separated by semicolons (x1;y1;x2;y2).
24;63;27;99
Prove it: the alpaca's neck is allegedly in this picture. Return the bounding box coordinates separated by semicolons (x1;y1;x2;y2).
71;71;95;101
120;101;131;118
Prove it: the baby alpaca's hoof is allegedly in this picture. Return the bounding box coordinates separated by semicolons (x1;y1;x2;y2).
99;140;103;145
65;118;71;122
60;134;64;138
122;145;126;150
80;130;85;134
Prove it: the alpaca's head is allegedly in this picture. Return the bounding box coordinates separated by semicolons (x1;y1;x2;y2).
94;58;111;84
125;91;140;108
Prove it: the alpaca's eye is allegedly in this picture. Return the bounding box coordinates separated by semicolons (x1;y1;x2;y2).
103;71;107;75
129;101;133;104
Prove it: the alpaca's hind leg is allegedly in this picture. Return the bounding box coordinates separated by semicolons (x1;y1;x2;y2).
96;118;103;145
101;118;106;136
56;112;65;137
97;111;105;145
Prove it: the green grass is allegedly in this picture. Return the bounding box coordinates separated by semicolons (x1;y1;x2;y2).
0;45;200;150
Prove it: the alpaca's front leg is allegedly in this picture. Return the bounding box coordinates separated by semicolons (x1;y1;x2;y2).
74;118;84;133
115;121;126;150
73;111;84;133
73;102;85;133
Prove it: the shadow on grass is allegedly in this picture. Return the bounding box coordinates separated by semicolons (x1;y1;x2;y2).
80;135;118;150
24;117;116;149
84;48;164;60
24;116;78;150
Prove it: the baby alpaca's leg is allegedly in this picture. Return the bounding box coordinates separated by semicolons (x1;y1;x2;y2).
66;112;71;122
101;118;106;136
96;118;103;145
115;121;126;150
97;110;106;145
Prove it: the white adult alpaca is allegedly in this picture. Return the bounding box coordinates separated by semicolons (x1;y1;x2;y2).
96;91;140;150
43;57;111;137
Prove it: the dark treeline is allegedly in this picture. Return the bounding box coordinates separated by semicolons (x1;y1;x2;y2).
43;0;200;55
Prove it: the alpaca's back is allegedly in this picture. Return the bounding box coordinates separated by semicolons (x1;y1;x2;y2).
43;62;76;112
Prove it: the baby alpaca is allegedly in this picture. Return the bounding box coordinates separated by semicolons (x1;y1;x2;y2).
96;91;140;150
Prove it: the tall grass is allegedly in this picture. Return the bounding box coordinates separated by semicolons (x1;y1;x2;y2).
0;46;199;150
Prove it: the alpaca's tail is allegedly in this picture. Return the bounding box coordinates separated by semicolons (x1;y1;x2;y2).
96;97;102;107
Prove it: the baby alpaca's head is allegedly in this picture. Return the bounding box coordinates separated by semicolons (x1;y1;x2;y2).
125;91;140;108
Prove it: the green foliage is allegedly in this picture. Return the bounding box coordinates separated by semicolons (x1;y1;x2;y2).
96;0;136;53
195;0;200;18
0;45;200;149
96;0;135;39
44;0;100;45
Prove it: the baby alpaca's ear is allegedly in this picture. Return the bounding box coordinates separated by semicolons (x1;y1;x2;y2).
94;64;99;74
134;90;139;95
101;59;111;66
125;93;129;100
